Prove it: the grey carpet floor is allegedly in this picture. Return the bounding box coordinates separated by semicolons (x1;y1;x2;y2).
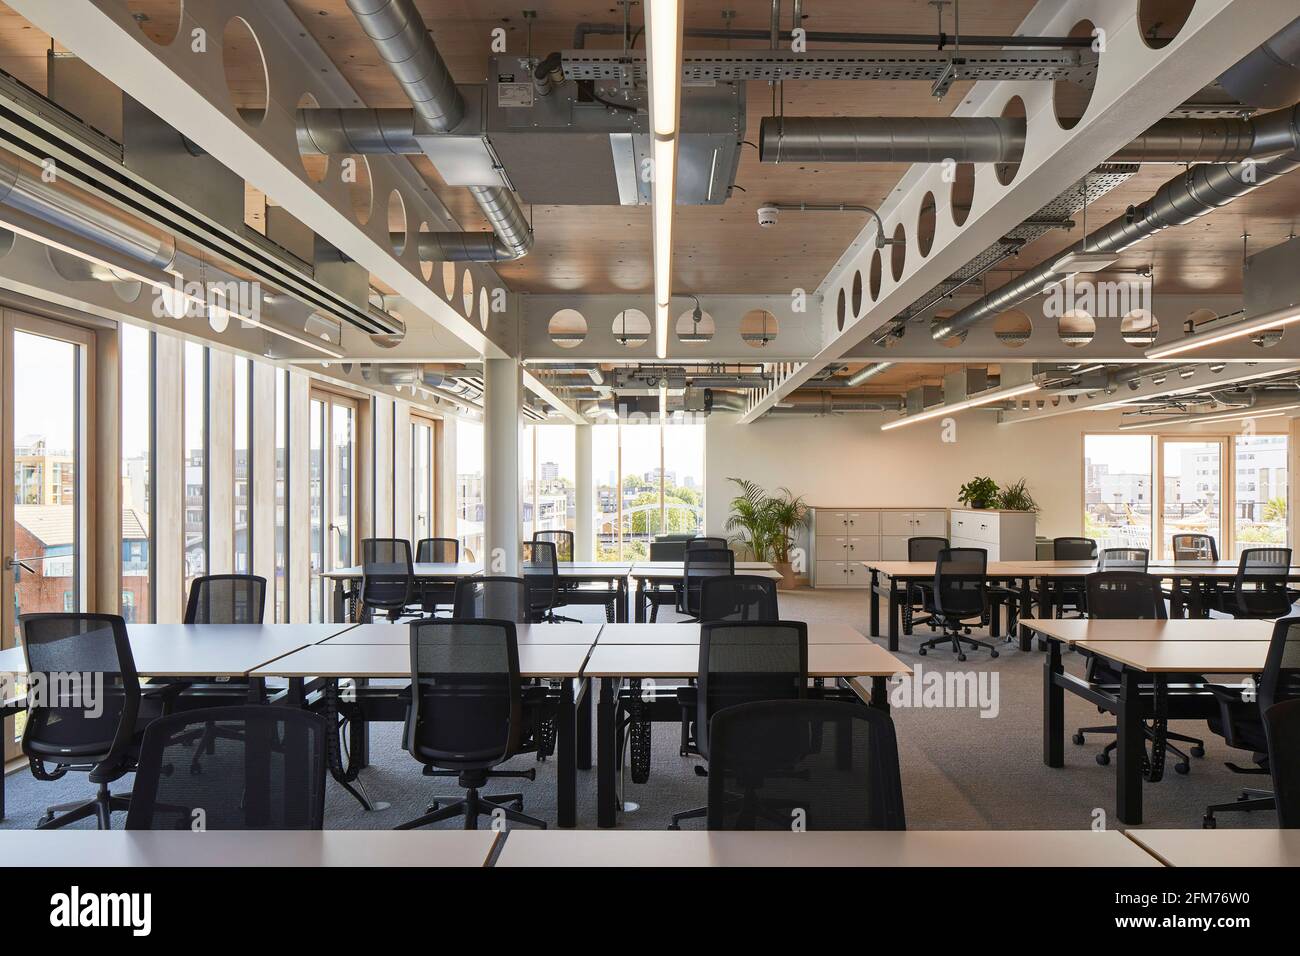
0;589;1277;833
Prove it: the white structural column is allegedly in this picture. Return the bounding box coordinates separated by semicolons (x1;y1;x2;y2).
575;424;594;561
483;358;521;574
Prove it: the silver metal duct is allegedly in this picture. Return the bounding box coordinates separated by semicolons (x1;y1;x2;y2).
1219;18;1300;109
931;146;1300;341
845;361;895;387
770;392;904;415
295;108;422;156
0;149;176;271
758;107;1300;165
344;0;533;261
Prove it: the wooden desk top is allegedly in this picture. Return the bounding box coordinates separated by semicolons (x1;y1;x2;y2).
1124;828;1300;867
3;830;499;867
322;622;603;646
868;559;1300;579
324;562;633;580
1072;639;1270;673
596;622;869;645
1026;619;1276;644
495;830;1159;867
251;641;592;679
0;623;351;679
582;641;909;679
630;561;782;581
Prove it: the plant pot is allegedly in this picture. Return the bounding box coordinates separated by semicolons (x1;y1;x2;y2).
774;560;797;590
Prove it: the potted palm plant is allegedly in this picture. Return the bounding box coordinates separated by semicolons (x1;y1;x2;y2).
724;478;807;589
767;486;809;589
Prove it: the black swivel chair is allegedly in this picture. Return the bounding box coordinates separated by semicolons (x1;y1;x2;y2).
1205;547;1296;619
177;574;268;711
360;537;417;622
535;529;576;562
19;613;171;829
452;576;531;623
707;699;906;831
1052;536;1098;617
920;548;998;660
676;547;736;622
415;537;460;616
395;620;552;830
126;706;327;830
1072;571;1206;775
903;536;948;634
522;540;579;623
698;575;780;622
687;537;730;551
1172;533;1218;561
1203;616;1300;826
1263;698;1300;828
670;621;808;829
1099;547;1149;571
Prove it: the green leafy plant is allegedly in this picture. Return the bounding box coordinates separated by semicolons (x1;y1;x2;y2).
957;476;1000;509
1265;496;1287;522
997;478;1040;513
766;487;809;564
724;477;780;561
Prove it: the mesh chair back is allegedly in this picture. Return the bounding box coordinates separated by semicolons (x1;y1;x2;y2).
535;530;575;562
683;547;736;617
452;577;531;623
1259;616;1300;712
688;537;730;551
184;574;267;624
1085;572;1167;619
707;699;905;831
522;541;560;617
1229;547;1295;618
361;538;414;612
416;537;459;564
405;620;521;768
1172;533;1218;561
125;706;326;830
699;575;780;622
932;548;987;619
1263;697;1300;828
907;536;949;562
650;539;688;561
1054;537;1098;561
697;621;806;758
1098;548;1149;572
19;613;140;762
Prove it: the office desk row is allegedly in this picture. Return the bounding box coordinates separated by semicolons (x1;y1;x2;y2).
5;828;1297;868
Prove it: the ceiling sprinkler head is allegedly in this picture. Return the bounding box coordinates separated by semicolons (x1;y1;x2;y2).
757;205;779;228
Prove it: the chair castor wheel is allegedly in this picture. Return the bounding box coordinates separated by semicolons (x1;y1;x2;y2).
1096;752;1110;766
1203;815;1217;829
918;647;927;656
990;650;999;659
1191;745;1205;758
667;823;680;831
426;802;440;812
1072;732;1086;745
1175;762;1190;775
37;813;53;828
957;653;967;662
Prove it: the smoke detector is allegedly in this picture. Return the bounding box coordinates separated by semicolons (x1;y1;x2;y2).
757;205;779;227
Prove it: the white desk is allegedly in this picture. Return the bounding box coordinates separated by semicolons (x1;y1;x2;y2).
1125;828;1300;867
321;622;602;646
596;622;870;645
252;641;592;679
496;830;1161;867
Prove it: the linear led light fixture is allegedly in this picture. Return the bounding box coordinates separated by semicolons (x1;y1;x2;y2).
1051;250;1121;276
1145;303;1300;359
646;0;683;360
880;382;1041;431
1117;402;1300;430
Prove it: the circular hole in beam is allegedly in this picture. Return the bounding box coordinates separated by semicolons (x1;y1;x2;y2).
740;309;779;348
548;309;586;348
996;96;1026;186
222;17;268;126
1055;20;1099;130
917;192;937;257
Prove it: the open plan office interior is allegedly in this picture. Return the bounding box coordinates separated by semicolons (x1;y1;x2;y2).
0;0;1298;931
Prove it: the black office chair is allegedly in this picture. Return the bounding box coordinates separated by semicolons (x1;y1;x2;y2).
676;547;736;622
670;621;808;829
536;529;575;562
920;548;998;660
415;537;460;616
452;576;531;623
1098;547;1149;571
1072;572;1206;775
1052;536;1098;617
1263;698;1300;828
185;573;267;624
903;536;948;633
650;538;690;562
360;537;417;622
125;706;327;830
1172;533;1218;561
1205;547;1296;619
646;540;687;622
19;613;170;829
522;540;579;623
687;537;730;551
707;699;906;831
698;575;779;622
1203;616;1300;827
395;620;553;830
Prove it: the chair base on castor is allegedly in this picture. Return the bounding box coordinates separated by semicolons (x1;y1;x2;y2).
918;623;999;661
396;767;546;830
1203;789;1275;828
37;781;132;830
1074;723;1205;774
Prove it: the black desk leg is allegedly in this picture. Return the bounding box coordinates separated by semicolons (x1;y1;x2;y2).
1018;620;1034;653
617;579;628;623
634;579;646;623
1189;577;1206;619
887;582;901;653
597;677;617;828
576;677;592;770
1116;667;1143;825
869;675;890;713
350;680;370;769
556;678;576;828
1043;638;1064;768
869;569;880;638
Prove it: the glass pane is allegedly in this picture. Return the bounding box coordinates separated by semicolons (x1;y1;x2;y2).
309;398;324;622
120;325;151;623
1234;434;1288;557
662;419;705;536
183;342;207;601
331;403;353;572
233;356;251;574
1161;440;1222;559
456;419;484;560
620;421;660;561
412;420;432;542
12;330;82;645
593;424;619;560
1083;434;1153;551
536;424;575;536
520;423;535;541
274;371;288;622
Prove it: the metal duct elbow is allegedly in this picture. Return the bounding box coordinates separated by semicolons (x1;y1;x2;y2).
759;116;1023;164
1219;17;1300;109
295;108;423;155
845;361;895;387
414;228;526;262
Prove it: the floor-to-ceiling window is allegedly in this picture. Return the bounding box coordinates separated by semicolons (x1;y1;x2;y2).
1234;433;1289;556
663;418;706;536
182;342;208;600
309;389;356;621
619;419;660;560
411;415;435;545
593;423;619;560
1083;434;1153;551
274;369;289;621
309;397;324;621
120;324;153;622
520;422;536;542
456;418;485;560
535;425;576;536
233;355;252;574
1159;438;1223;559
